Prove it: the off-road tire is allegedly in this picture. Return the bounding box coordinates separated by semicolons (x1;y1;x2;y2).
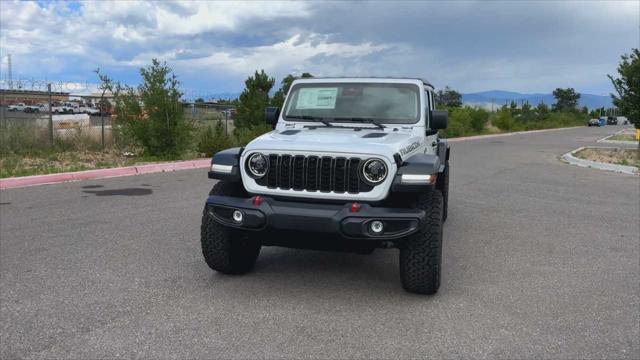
399;188;444;295
201;181;261;274
438;161;450;222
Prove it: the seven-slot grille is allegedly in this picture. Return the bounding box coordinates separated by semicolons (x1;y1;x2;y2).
254;154;373;193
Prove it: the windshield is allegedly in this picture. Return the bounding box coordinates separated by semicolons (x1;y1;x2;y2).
283;82;421;124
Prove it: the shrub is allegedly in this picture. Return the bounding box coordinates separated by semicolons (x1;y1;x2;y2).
233;123;272;146
491;110;521;131
440;119;466;138
469;107;489;132
196;121;232;157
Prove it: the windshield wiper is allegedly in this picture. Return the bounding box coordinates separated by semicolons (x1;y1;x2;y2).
286;115;333;127
333;117;386;129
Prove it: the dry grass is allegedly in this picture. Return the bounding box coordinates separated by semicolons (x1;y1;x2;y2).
0;150;138;178
607;133;638;142
575;147;640;168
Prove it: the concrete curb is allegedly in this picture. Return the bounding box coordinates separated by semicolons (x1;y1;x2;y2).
447;126;581;142
597;130;639;145
0;159;211;190
561;146;638;175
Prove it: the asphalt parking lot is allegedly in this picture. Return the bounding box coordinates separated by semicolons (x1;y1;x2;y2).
1;126;638;359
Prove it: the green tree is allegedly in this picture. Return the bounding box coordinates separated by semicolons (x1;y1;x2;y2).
195;97;205;104
609;49;640;129
114;59;191;157
271;72;313;108
234;70;275;129
552;88;581;112
536;101;549;118
435;86;462;108
581;106;589;114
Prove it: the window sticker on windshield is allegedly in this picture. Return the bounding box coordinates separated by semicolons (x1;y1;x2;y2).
296;88;338;109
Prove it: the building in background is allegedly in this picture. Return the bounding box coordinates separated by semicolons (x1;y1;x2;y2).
0;89;69;105
78;91;116;107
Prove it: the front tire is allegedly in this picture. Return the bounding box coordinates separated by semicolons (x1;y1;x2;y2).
200;181;261;274
399;189;444;295
437;161;450;222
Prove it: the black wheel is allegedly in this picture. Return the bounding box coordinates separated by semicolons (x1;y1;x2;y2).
399;188;444;295
200;181;261;274
437;161;450;222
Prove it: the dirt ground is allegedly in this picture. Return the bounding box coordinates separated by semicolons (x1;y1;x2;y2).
575;147;640;168
0;150;205;178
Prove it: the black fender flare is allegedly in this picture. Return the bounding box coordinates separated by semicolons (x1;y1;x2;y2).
391;153;441;192
208;147;243;182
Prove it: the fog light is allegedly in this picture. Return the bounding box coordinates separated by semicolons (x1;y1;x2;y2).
370;220;384;234
232;210;243;223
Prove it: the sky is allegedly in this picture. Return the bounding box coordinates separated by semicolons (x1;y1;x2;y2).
0;0;638;99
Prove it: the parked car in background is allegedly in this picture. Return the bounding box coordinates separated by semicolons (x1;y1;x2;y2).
588;118;601;127
52;103;74;114
36;103;50;112
7;103;26;112
614;116;629;125
606;116;618;125
222;108;236;119
52;102;83;114
81;106;100;115
22;105;41;113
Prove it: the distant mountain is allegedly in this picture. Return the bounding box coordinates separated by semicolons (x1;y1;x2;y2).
462;90;612;110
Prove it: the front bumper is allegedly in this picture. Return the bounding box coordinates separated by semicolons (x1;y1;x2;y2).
205;195;425;240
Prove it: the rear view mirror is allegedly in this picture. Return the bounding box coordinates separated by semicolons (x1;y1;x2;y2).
265;107;280;126
429;110;448;130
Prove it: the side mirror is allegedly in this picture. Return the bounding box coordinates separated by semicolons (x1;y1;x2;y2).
429;110;448;130
265;107;280;126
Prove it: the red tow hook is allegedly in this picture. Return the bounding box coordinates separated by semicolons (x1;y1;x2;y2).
351;202;361;213
253;196;262;206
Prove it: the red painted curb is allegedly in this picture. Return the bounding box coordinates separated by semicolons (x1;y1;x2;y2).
0;159;211;190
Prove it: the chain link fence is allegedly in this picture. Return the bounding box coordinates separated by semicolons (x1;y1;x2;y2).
187;103;237;135
1;87;236;155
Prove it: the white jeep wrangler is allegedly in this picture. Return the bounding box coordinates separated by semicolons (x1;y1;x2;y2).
202;78;450;294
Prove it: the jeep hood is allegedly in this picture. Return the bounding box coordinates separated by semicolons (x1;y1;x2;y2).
245;127;423;161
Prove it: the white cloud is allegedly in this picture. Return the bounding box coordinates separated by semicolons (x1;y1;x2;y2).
0;0;636;95
177;34;391;76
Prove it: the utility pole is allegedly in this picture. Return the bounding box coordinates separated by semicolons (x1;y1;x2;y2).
100;93;105;149
48;83;53;145
224;109;228;136
7;54;12;90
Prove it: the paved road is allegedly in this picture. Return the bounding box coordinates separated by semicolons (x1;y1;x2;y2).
1;126;638;359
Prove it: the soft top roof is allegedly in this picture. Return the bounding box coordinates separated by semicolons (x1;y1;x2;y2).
291;77;434;89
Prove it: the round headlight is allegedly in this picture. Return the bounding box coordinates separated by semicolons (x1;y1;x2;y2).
247;153;269;178
361;158;387;185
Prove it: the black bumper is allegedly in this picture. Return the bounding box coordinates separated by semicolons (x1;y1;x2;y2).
205;195;425;240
